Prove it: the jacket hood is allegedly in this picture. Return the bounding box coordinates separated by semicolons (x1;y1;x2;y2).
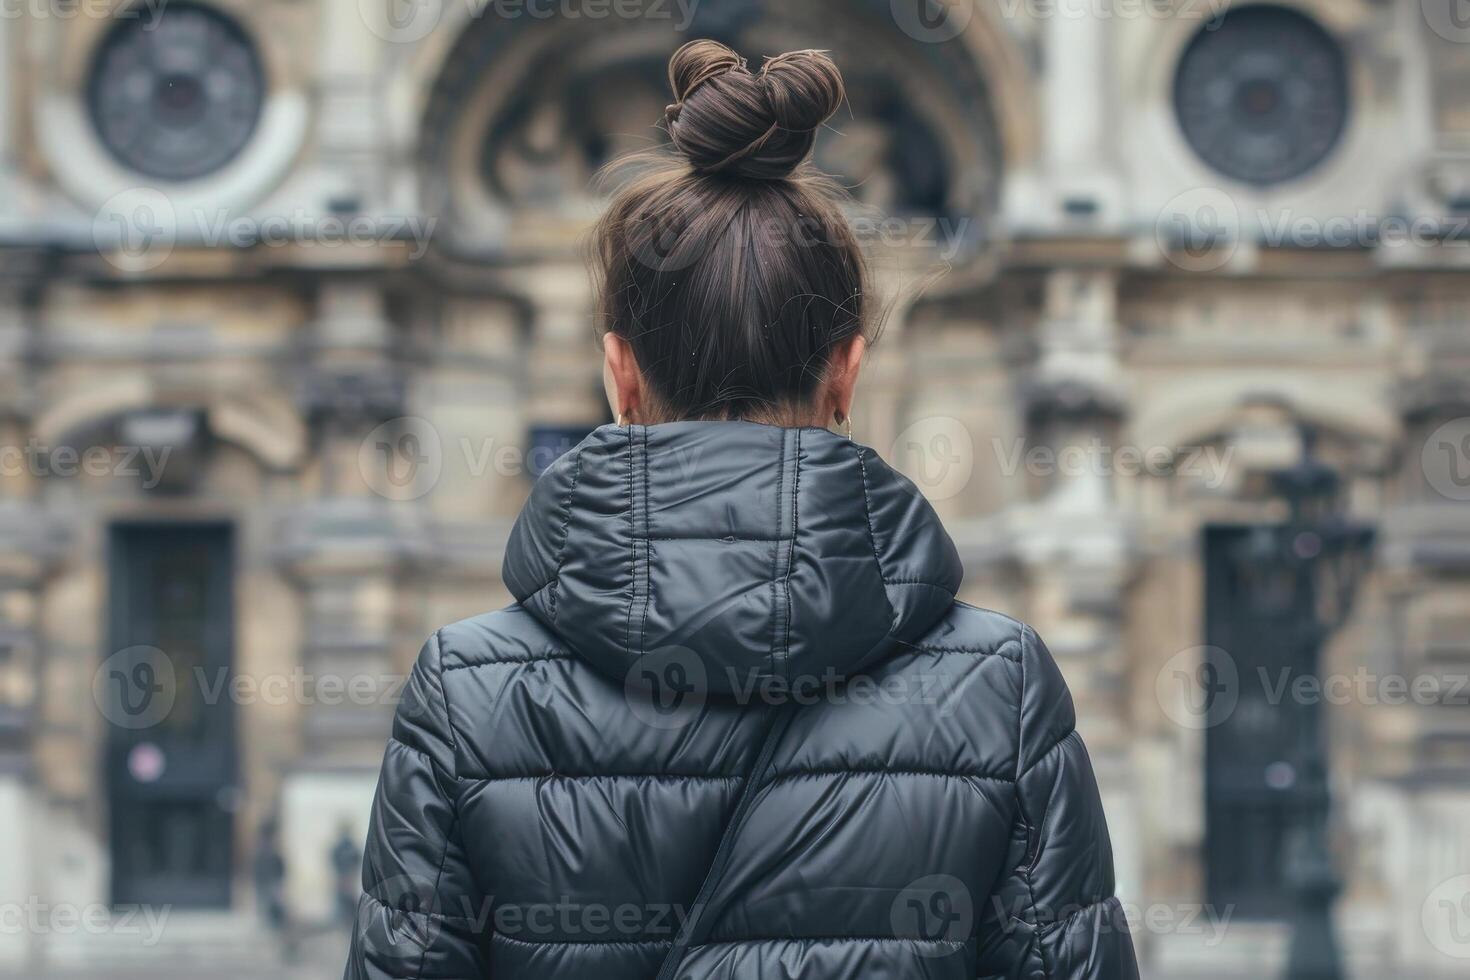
503;421;962;695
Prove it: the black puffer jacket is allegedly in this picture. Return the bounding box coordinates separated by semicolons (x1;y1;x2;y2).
347;421;1137;979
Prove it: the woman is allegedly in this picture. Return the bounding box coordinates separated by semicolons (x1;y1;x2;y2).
347;40;1137;980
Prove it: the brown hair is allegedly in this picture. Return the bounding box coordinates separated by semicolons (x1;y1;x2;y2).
591;39;870;422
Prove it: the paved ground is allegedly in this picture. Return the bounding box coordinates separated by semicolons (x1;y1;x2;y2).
32;955;345;979
28;928;347;979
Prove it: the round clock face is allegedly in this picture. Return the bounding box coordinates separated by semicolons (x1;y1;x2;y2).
1173;5;1350;186
88;4;265;182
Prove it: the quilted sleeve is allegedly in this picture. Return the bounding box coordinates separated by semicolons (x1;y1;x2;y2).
975;626;1139;980
345;632;491;980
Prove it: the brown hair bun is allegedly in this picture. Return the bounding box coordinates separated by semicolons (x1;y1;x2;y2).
664;39;845;181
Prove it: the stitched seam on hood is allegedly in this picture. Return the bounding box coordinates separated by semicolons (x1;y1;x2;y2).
782;428;801;679
764;431;799;687
638;424;653;658
548;448;584;623
854;445;899;634
767;429;787;683
623;427;636;663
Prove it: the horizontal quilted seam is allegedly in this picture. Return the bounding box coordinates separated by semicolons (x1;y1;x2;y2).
1020;728;1082;784
1035;895;1122;934
489;933;974;949
442;651;572;672
883;580;955;588
460;771;746;783
906;643;1022;662
892;616;1023;662
357;891;483;927
986;883;1119;936
454;765;1020;785
644;534;793;542
383;735;471;785
492;933;674;949
763;767;1014;784
696;936;971;947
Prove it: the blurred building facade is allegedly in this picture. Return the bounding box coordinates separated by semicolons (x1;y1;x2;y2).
0;0;1468;974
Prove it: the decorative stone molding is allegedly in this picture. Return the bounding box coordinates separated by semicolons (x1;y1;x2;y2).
0;503;68;764
414;0;1009;268
273;499;418;761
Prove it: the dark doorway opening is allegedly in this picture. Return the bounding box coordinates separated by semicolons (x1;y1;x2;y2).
106;522;237;908
1203;524;1306;919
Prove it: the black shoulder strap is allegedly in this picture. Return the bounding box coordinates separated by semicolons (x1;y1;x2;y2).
653;703;796;980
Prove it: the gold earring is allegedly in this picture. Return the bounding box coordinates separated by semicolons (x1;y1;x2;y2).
618;413;628;427
836;411;851;440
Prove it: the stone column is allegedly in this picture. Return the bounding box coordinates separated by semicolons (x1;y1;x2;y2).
0;12;14;210
1045;2;1105;178
0;503;66;972
1377;325;1470;971
278;279;409;922
1041;2;1119;222
315;0;387;210
1013;268;1142;907
520;261;607;428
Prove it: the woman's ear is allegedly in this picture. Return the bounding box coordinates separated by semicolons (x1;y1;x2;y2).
824;335;867;425
603;333;645;423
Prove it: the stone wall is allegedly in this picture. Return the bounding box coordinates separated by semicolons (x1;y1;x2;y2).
0;0;1466;973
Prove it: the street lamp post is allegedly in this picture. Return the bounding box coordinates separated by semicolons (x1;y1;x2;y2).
1255;431;1374;980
